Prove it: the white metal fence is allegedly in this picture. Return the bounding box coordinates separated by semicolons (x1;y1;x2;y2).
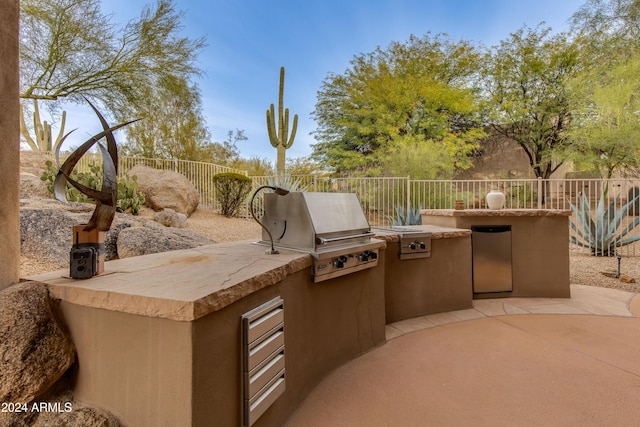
44;152;640;256
47;152;248;210
245;176;640;256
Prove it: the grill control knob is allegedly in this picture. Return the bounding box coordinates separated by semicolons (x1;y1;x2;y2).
333;256;347;268
418;242;426;250
359;250;377;261
409;242;417;250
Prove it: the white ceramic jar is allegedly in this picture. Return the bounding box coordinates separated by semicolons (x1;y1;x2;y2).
486;189;505;209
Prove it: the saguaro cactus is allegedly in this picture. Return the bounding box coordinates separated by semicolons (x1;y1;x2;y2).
19;99;67;152
266;66;298;177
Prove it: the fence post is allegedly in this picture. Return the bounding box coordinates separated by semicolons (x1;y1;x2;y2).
537;177;542;209
406;176;411;215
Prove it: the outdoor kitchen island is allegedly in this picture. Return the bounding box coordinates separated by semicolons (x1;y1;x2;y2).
421;209;572;299
29;239;387;427
373;225;473;323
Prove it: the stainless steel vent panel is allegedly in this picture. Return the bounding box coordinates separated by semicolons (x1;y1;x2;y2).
242;297;285;427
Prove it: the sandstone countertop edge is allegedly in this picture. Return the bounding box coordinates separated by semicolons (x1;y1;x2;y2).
27;241;314;322
421;208;572;217
372;225;471;242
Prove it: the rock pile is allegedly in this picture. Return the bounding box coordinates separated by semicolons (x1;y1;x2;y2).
20;198;214;269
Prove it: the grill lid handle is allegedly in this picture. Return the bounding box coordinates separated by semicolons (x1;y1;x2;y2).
316;231;375;245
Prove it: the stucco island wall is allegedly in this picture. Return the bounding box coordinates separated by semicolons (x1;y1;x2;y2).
374;226;473;323
30;240;387;427
421;209;571;299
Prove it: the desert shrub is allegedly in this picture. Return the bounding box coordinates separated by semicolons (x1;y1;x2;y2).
213;172;252;217
40;160;145;215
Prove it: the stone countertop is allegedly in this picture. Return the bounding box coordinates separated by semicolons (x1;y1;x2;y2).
28;241;315;322
372;225;470;242
421;209;572;217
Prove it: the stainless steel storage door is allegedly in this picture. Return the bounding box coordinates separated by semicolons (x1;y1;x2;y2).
471;225;513;293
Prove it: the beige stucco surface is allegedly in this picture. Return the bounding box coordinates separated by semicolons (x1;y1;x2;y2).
59;302;194;426
421;209;571;298
374;226;473;322
0;0;20;290
383;237;473;322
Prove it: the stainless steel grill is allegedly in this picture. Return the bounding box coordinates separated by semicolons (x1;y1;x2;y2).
259;192;384;283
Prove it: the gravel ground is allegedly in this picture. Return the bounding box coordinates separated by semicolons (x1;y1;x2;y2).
21;209;640;295
569;246;640;293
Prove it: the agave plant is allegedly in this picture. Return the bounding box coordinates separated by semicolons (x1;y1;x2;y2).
568;191;640;256
264;174;312;192
386;203;423;226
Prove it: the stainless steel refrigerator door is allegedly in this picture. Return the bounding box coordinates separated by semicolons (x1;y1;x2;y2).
471;226;513;293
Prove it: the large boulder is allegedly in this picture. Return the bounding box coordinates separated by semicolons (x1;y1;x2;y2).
19;198;214;268
129;165;199;216
0;282;75;403
117;225;213;259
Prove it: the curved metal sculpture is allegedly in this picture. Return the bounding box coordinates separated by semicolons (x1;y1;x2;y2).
53;98;136;231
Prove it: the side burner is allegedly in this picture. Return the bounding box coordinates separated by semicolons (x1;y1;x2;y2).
373;227;432;260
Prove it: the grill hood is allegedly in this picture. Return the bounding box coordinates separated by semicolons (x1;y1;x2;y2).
260;192;373;253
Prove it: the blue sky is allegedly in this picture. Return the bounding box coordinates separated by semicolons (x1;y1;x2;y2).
55;0;585;163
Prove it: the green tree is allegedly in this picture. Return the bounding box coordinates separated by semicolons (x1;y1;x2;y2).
481;25;582;180
568;56;640;178
311;33;485;177
120;74;210;161
285;156;323;176
232;157;274;177
19;0;205;117
568;0;640;178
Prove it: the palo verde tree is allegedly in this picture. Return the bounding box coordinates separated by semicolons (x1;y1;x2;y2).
567;0;640;178
311;33;485;178
119;74;211;161
567;56;640;178
19;0;205;137
480;25;582;180
266;66;298;177
571;0;640;53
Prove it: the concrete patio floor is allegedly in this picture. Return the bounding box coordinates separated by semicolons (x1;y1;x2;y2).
285;285;640;427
